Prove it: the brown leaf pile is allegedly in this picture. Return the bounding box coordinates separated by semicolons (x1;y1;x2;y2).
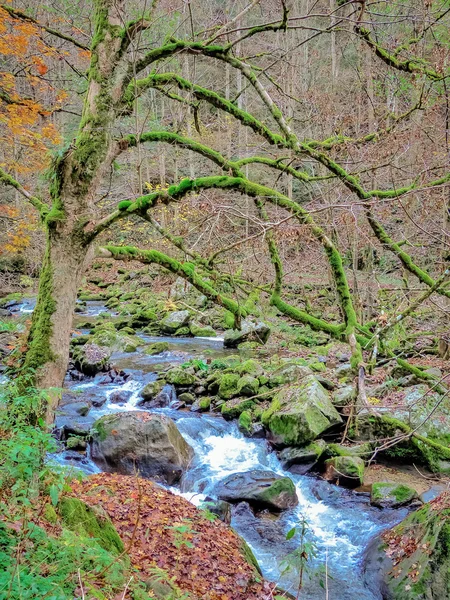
71;473;274;600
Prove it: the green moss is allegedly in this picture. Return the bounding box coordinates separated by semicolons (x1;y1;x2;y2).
22;242;56;384
198;397;211;411
238;410;253;434
118;200;132;210
218;373;240;399
221;398;256;419
59;497;124;555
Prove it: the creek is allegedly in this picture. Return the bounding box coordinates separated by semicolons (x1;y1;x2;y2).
14;300;403;599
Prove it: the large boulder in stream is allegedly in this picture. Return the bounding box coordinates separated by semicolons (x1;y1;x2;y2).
365;492;450;600
213;470;298;511
261;375;342;446
223;319;271;348
160;310;190;333
91;412;194;484
72;343;111;376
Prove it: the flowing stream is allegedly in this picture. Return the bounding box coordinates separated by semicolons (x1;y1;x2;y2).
14;300;402;599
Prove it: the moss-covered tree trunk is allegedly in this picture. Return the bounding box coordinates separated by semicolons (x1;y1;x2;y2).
22;0;128;421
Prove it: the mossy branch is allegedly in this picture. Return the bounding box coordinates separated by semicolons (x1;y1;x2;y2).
356;25;446;82
98;245;247;320
0;166;49;216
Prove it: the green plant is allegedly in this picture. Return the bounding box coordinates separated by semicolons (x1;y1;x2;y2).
280;517;323;599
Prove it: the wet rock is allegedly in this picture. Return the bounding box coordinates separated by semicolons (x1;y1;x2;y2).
221;397;256;420
164;368;197;387
223;319;271;348
200;499;232;524
91;324;142;353
178;392;195;405
91;411;194;485
372;492;450;599
278;439;327;474
420;484;449;503
62;402;91;417
370;482;418;509
218;373;240;399
323;456;365;488
160;310;190;333
109;390;132;405
72;343;111;376
261;375;342;446
237;375;259;396
189;322;217;337
144;341;170;355
190;397;211;412
66;436;87;451
139;391;171;409
213;470;298;511
140;380;164;401
238;412;265;438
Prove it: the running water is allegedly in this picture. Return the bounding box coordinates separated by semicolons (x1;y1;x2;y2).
18;299;399;599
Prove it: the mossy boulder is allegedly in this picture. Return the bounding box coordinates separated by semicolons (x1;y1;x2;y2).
376;492;450;599
268;363;312;388
198;397;211;411
323;456;364;488
189;322;217;337
144;342;170;355
235;359;264;377
213;470;298;511
237;375;259;396
178;392;196;405
278;439;327;474
140;380;164;401
160;310;190;333
218;373;240;399
72;343;111;376
91;327;142;353
164;368;198;386
261;375;342;446
59;497;124;554
221;397;256;420
333;384;357;408
174;326;190;336
91;412;194;485
370;483;418;509
223;319;271;348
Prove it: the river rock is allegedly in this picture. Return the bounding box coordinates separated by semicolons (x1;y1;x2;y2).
370;482;418;509
160;310;190;333
200;499;232;524
109;389;132;405
278;439;327;474
420;484;449;503
238;411;265;438
268;363;312;387
144;341;170;355
164;367;197;387
261;375;342;446
140;380;164;401
91;324;142;353
237;375;259;396
371;492;450;599
213;470;298;511
189;322;216;337
72;343;111;376
323;456;365;488
91;411;194;484
223;319;271;348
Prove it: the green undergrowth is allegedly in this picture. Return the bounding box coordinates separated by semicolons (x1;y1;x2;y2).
0;377;148;600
